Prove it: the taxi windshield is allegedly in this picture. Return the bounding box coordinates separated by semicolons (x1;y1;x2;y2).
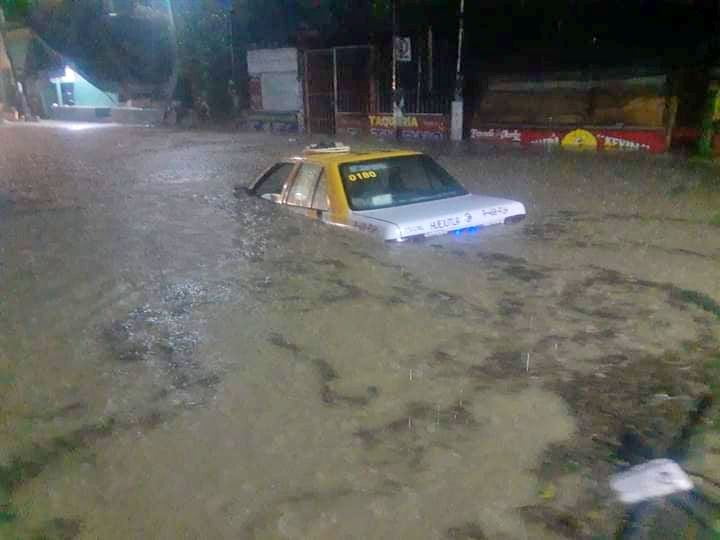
339;155;467;211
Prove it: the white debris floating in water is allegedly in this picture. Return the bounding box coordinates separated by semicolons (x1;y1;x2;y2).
610;459;693;504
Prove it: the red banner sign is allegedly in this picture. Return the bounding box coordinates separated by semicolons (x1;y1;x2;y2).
470;126;667;153
336;113;448;141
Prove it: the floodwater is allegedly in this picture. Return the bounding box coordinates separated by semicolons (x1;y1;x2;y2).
1;123;719;539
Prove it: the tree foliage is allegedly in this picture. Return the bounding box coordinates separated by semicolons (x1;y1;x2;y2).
1;0;32;22
29;0;176;97
173;0;231;91
171;0;237;113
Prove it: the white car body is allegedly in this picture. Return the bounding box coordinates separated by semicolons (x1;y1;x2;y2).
346;194;526;241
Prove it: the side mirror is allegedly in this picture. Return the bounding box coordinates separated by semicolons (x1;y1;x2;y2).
234;185;252;198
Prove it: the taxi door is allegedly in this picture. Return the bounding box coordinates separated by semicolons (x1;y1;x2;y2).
282;162;329;220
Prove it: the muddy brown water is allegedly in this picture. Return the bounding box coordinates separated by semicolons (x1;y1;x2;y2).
1;123;719;539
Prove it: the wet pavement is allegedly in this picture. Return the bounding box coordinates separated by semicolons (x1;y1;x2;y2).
1;122;719;539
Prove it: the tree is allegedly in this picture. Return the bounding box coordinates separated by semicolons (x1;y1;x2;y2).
171;0;236;115
28;0;176;99
0;0;31;22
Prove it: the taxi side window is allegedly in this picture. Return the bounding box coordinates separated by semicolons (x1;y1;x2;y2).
311;170;329;211
286;163;322;207
255;163;294;198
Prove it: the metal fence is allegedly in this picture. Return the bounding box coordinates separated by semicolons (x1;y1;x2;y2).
373;37;452;115
334;43;452;115
305;40;453;133
304;48;334;134
375;90;451;115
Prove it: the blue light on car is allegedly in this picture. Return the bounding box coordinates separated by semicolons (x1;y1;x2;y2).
453;226;481;237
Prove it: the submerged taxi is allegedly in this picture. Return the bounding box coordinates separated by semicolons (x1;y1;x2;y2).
243;143;526;241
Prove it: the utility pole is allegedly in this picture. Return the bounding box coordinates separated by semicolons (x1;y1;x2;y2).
450;0;465;141
454;0;465;99
427;26;433;93
392;0;401;141
228;8;236;85
225;3;239;119
392;0;397;93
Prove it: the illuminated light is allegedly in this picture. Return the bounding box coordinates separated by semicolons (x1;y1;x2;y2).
62;123;116;131
66;124;95;131
50;66;78;84
452;226;482;237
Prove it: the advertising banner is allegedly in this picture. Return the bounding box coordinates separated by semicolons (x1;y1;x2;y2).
336;113;448;141
470;126;667;153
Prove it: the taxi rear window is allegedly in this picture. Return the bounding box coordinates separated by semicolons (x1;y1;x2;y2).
339;155;467;211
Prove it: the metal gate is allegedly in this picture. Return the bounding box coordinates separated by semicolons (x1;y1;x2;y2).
304;46;375;134
335;46;373;114
304;49;335;134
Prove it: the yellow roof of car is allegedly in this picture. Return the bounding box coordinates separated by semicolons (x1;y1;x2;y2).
300;149;420;167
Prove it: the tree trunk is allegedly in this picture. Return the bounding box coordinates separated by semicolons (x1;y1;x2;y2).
0;7;13;108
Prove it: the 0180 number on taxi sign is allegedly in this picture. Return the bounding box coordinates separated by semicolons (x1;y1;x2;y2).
347;171;377;182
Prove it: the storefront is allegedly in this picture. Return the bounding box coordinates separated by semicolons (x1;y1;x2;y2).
468;73;672;153
304;44;452;140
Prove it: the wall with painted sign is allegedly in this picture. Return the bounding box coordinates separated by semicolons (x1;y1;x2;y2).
468;72;670;152
336;112;448;140
474;74;668;128
470;126;667;153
